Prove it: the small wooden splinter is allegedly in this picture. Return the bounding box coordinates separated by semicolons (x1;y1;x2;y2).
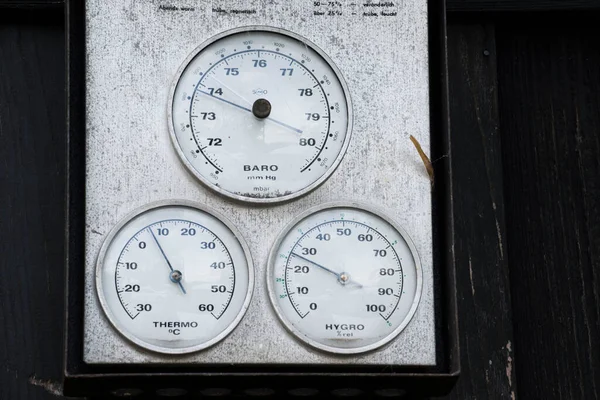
410;135;434;183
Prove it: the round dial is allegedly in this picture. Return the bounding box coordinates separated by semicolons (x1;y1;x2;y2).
96;201;253;354
267;203;422;354
169;27;352;203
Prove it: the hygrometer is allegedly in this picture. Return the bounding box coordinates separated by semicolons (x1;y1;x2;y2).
268;202;422;354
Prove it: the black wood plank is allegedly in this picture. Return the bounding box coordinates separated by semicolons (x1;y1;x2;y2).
0;0;61;9
444;24;516;400
0;9;69;400
447;0;600;12
497;20;600;400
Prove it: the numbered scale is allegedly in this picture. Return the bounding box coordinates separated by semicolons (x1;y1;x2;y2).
95;201;420;355
69;0;457;397
95;201;253;354
267;203;422;354
169;27;352;203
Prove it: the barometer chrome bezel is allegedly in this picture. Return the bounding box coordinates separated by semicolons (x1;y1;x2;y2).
167;25;354;204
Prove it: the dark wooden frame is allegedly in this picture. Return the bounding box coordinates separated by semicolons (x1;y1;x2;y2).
62;0;458;398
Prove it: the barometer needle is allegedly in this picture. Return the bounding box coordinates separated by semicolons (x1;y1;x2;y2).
209;75;251;105
197;90;303;134
198;90;253;112
149;228;187;294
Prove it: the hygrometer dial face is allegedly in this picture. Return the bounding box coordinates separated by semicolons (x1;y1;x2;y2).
95;201;253;354
169;27;352;203
267;203;422;354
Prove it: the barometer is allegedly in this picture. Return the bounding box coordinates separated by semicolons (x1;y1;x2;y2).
268;202;422;354
169;27;352;203
95;200;253;354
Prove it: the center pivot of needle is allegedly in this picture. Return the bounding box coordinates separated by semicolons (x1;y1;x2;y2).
252;98;272;119
170;270;183;283
338;272;350;285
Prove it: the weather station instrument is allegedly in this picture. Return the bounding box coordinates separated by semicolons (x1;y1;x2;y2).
169;28;351;202
267;203;422;354
95;201;253;354
64;0;458;397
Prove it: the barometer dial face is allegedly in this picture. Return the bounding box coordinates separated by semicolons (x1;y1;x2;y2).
169;27;352;203
95;201;253;354
267;203;422;354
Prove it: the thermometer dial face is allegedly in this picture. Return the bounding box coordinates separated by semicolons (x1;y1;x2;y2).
169;27;352;203
96;201;253;354
267;203;422;354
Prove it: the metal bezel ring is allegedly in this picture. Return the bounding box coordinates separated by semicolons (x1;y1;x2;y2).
266;201;423;355
95;199;255;355
167;26;354;204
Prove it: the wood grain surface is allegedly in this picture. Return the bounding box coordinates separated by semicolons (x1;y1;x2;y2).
446;0;600;12
0;0;62;8
444;23;516;400
497;19;600;400
0;9;67;400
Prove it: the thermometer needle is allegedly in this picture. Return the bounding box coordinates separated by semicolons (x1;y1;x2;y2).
149;228;187;294
291;252;363;288
197;90;303;134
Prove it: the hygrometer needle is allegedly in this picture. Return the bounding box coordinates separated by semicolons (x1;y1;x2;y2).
291;252;340;279
149;228;187;295
197;90;303;134
291;252;364;288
